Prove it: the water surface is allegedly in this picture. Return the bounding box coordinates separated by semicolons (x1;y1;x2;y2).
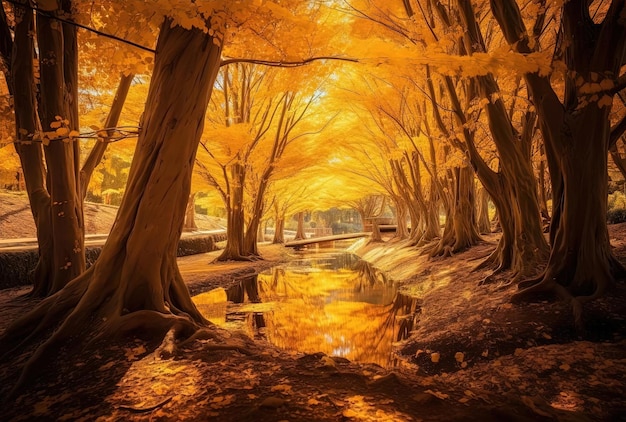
193;251;420;367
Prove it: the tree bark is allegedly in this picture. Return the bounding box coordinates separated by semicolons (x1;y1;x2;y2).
441;0;549;279
183;192;198;231
3;5;133;297
33;9;85;295
426;166;481;257
272;213;285;244
294;211;306;240
476;186;491;234
1;18;224;390
218;162;250;261
491;0;626;307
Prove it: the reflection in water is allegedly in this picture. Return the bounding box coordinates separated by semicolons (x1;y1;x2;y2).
193;252;421;367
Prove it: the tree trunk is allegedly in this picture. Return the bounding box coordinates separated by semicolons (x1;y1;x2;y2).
0;18;223;389
10;6;52;291
183;192;198;231
426;166;481;257
294;211;306;240
476;186;491;234
243;172;270;257
370;218;383;242
5;5;131;297
218;162;249;261
422;185;442;241
32;11;84;295
516;106;619;304
272;213;285;244
393;200;410;240
490;0;626;308
80;73;134;199
537;155;551;230
257;220;266;243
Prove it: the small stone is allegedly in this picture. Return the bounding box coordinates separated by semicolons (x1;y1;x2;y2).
260;397;286;409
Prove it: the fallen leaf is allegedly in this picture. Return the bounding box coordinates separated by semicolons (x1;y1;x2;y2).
342;409;358;417
270;384;293;394
424;389;449;400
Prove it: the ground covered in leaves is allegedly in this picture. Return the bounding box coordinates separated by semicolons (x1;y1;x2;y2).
1;206;626;420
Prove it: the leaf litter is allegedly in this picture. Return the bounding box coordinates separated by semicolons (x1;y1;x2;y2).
2;230;626;420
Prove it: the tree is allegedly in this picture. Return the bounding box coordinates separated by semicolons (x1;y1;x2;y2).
0;2;137;297
0;2;85;296
490;0;626;309
198;62;334;260
1;14;223;391
449;0;549;277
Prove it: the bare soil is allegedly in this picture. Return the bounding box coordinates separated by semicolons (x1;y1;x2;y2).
0;190;225;238
1;191;625;421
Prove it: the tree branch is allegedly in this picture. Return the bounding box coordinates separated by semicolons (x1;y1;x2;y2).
80;73;134;199
219;56;358;68
610;114;626;148
4;0;156;53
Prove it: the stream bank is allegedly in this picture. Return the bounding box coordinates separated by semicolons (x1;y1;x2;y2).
2;234;626;420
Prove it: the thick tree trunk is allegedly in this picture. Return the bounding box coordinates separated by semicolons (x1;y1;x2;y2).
393;200;410;240
4;5;84;296
0;18;223;389
422;186;442;241
370;218;383;242
426;166;481;257
257;220;266;243
243;173;271;257
5;4;107;297
515;107;619;303
294;211;306;240
218;162;249;261
272;213;285;244
431;0;549;282
10;6;52;290
476;187;491;234
490;0;626;308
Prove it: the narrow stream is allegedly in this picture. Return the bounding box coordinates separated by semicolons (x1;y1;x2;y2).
192;249;420;367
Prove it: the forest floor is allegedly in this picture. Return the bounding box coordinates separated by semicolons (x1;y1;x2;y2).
1;190;626;421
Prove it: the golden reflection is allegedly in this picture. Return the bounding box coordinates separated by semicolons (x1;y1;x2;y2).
193;254;420;367
193;288;228;325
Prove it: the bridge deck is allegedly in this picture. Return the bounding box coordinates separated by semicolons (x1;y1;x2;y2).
284;232;371;247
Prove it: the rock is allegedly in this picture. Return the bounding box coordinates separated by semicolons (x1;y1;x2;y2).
259;397;286;409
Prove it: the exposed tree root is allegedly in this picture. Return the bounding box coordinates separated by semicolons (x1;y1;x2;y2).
216;254;255;262
172;327;257;357
473;239;506;271
511;260;612;331
478;267;505;286
119;396;173;413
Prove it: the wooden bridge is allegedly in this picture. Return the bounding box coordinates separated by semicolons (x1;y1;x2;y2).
284;232;371;248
